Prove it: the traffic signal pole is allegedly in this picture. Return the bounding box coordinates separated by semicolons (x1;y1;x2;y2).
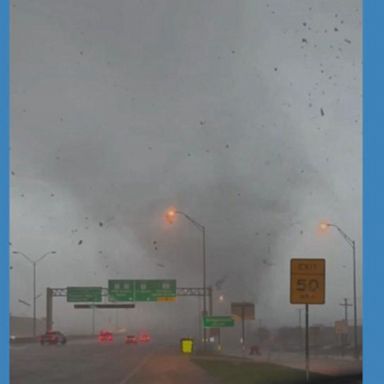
305;304;309;383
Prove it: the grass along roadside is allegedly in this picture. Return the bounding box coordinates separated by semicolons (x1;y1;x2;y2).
192;358;339;384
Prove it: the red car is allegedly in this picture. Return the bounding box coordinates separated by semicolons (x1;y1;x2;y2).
40;331;67;346
125;335;138;344
98;330;113;342
138;333;150;343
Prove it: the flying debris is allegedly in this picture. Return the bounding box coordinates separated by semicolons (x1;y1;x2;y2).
320;108;325;116
50;193;55;197
215;275;228;290
78;240;83;245
99;222;103;227
157;263;165;268
262;259;275;266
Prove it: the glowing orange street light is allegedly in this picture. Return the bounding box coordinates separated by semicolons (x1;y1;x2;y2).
164;207;208;348
166;209;176;224
317;221;359;360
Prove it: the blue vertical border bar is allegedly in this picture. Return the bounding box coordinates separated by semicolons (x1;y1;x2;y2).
364;1;383;383
0;0;9;382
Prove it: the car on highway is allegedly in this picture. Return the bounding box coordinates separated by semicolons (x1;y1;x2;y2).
98;330;113;342
138;332;150;343
125;335;138;345
40;331;67;346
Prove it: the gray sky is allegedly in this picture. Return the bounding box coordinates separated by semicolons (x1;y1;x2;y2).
10;0;361;334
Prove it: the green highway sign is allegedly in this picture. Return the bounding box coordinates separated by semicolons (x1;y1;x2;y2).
134;279;176;302
67;287;102;303
107;279;176;302
108;280;135;302
203;316;235;328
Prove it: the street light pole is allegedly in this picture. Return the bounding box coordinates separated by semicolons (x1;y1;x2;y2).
321;223;359;359
12;250;56;336
166;209;208;347
33;262;36;337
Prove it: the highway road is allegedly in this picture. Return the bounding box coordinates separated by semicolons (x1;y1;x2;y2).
10;337;218;384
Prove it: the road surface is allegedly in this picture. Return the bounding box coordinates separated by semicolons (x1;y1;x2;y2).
11;337;218;384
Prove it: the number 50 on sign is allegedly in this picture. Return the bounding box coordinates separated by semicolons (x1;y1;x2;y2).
290;259;325;304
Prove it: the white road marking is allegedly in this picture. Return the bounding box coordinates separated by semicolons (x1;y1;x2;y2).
118;350;155;384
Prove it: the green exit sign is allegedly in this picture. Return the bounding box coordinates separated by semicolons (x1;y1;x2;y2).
67;287;102;303
203;316;234;328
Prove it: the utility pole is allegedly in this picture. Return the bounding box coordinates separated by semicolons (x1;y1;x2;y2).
241;305;245;352
340;298;352;349
340;298;352;325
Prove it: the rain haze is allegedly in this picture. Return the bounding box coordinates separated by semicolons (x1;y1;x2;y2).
11;0;361;342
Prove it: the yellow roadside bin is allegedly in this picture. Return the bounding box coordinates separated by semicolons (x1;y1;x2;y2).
180;338;194;354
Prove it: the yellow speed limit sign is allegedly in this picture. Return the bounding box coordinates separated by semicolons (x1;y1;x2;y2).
290;259;325;304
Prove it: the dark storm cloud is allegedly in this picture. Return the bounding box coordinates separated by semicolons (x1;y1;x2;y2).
11;0;361;329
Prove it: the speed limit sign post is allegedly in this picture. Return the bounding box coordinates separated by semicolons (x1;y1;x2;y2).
290;258;326;384
290;259;325;304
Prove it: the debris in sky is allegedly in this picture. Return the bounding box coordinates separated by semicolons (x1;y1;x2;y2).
154;247;158;251
148;146;152;150
344;38;352;44
98;251;103;254
231;50;236;54
153;241;157;245
274;67;278;71
157;263;165;268
302;22;307;26
20;194;24;197
99;222;103;227
78;240;83;245
320;108;325;116
215;275;228;290
225;144;229;149
187;153;191;157
262;259;275;266
11;171;15;176
50;193;55;197
302;38;308;43
80;50;84;55
334;27;339;32
200;121;205;126
300;230;304;235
